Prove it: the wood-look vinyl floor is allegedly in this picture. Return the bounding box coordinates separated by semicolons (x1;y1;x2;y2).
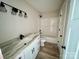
36;42;60;59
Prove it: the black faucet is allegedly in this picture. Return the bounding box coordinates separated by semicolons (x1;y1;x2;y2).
19;34;24;40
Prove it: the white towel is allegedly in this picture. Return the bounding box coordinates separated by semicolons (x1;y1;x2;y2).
0;49;4;59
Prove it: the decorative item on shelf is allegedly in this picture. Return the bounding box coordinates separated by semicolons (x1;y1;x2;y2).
18;10;23;17
11;7;18;15
24;13;27;18
0;2;7;12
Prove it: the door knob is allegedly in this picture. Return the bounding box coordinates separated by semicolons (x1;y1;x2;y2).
62;46;66;50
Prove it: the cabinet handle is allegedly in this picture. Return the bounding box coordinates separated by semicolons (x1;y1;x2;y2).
32;48;35;54
19;57;22;59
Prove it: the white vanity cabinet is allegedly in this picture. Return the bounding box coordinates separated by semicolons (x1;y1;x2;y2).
31;37;40;59
14;36;40;59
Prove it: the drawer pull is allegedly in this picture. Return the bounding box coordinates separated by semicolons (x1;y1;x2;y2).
32;48;35;54
19;57;22;59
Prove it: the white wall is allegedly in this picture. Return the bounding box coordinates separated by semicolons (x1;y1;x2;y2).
58;0;69;59
58;0;69;46
41;36;58;44
58;1;67;46
40;11;59;43
0;0;40;43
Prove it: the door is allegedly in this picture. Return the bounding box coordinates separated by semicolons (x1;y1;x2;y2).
63;0;79;59
63;19;79;59
75;41;79;59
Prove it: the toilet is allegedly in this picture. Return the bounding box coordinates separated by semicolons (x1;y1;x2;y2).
41;37;46;47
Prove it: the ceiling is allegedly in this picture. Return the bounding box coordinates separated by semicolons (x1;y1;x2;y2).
25;0;64;13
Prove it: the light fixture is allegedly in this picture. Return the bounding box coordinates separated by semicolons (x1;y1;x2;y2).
11;7;18;15
0;1;28;18
18;10;23;17
0;2;7;12
24;13;27;18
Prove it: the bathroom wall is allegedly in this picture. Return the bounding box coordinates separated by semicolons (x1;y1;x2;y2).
0;0;40;43
58;0;68;44
40;11;59;43
58;0;69;59
58;0;69;46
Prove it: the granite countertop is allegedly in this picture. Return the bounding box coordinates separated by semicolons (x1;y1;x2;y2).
0;33;40;59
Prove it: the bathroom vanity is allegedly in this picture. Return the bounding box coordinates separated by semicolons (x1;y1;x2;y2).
14;35;40;59
0;33;40;59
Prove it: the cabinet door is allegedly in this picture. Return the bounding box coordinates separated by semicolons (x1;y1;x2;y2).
35;38;40;53
15;52;25;59
24;36;40;59
31;38;40;59
30;41;36;59
24;45;32;59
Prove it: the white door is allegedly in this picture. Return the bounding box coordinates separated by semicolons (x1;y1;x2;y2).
63;19;79;59
63;0;79;59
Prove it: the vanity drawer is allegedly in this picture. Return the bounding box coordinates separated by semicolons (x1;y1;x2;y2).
15;52;25;59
